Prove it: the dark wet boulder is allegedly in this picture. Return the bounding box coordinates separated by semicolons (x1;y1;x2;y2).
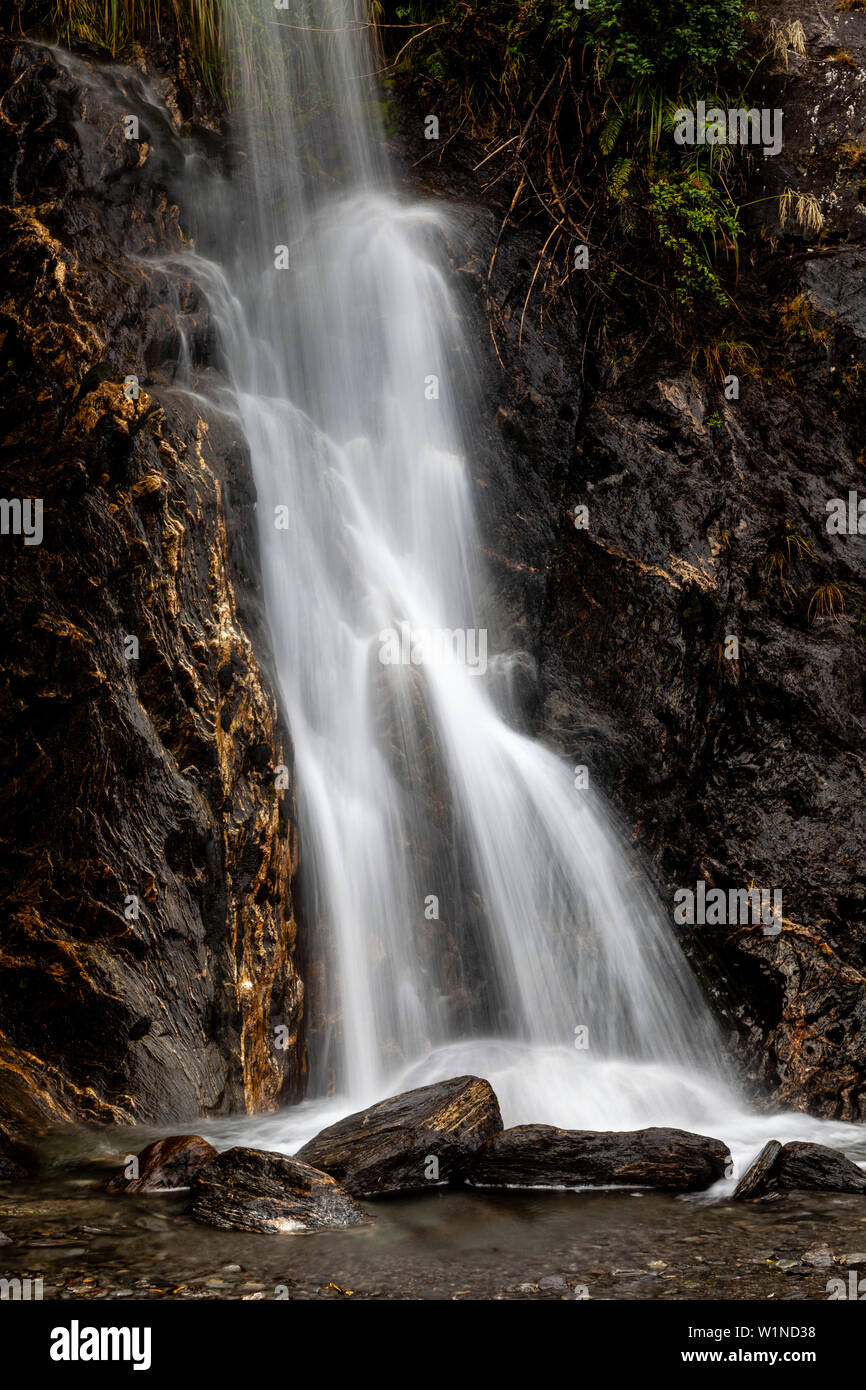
107;1135;218;1194
190;1147;366;1233
733;1140;783;1200
466;1125;731;1192
295;1075;503;1196
733;1139;866;1198
771;1143;866;1195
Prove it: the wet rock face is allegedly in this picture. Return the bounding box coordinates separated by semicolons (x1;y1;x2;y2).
396;0;866;1121
190;1147;366;1233
467;1126;731;1192
0;38;304;1139
296;1075;504;1195
543;354;866;1117
107;1134;218;1193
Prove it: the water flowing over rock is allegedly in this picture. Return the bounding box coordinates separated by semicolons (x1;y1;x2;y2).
190;1146;366;1233
0;37;304;1138
205;0;723;1132
107;1135;218;1193
466;1125;731;1192
1;0;865;1188
296;1076;502;1195
390;0;866;1123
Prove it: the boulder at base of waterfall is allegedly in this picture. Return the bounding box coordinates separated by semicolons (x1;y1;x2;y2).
732;1140;783;1200
190;1147;367;1233
107;1135;218;1194
732;1140;866;1198
771;1143;866;1194
466;1125;731;1192
295;1075;503;1196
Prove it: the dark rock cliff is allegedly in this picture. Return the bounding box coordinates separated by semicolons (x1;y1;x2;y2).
0;37;305;1155
395;0;866;1119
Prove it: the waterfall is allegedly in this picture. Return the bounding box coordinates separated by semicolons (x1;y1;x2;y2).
54;0;857;1181
181;0;726;1122
127;0;863;1178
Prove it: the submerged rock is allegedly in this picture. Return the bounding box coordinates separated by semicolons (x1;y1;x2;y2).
733;1140;783;1200
467;1125;731;1192
190;1147;366;1233
296;1076;503;1196
107;1135;218;1194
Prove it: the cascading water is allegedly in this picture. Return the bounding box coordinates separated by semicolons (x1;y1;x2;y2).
135;2;863;1178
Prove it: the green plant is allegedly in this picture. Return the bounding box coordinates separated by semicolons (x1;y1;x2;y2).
377;0;749;334
581;0;751;81
648;171;741;308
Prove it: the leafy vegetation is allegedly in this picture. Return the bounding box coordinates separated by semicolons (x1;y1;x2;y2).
647;173;740;308
378;0;760;334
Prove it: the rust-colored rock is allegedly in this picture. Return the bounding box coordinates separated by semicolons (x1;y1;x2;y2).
0;39;304;1132
107;1134;218;1193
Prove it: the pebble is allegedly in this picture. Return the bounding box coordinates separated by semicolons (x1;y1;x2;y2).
802;1244;833;1267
